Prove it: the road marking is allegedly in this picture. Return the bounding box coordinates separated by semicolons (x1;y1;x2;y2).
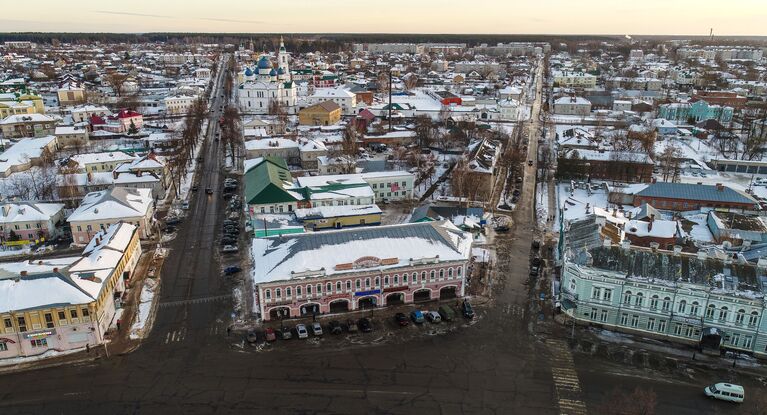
547;339;588;415
165;332;171;344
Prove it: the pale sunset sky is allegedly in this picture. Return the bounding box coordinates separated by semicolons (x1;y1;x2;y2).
1;0;766;35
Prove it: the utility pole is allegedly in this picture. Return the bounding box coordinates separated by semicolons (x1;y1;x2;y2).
388;70;393;132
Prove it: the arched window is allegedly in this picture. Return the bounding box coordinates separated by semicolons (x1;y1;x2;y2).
736;309;746;325
355;279;361;290
677;300;687;314
690;301;700;316
296;286;302;297
634;292;644;307
457;267;462;276
306;285;312;295
384;276;389;286
662;297;671;312
365;278;371;288
448;268;454;278
265;289;271;300
336;281;342;292
421;272;426;283
718;307;729;322
749;311;759;327
327;282;332;293
275;288;281;298
285;287;292;297
316;284;322;295
374;276;380;287
346;280;351;291
439;269;444;279
649;295;659;309
394;275;399;285
430;270;436;281
705;304;715;320
623;290;632;305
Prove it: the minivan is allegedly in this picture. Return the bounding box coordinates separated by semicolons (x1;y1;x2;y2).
704;383;744;403
438;305;455;322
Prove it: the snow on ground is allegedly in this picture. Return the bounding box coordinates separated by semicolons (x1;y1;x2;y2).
536;181;548;226
413;151;456;199
556;182;613;224
129;277;158;340
0;347;85;367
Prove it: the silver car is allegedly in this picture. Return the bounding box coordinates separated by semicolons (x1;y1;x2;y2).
311;322;323;336
296;324;309;339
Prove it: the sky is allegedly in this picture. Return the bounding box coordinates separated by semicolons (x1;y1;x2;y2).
2;0;767;35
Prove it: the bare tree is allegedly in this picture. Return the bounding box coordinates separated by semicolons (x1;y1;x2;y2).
105;72;129;96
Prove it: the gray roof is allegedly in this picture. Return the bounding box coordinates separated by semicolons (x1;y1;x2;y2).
636;182;757;205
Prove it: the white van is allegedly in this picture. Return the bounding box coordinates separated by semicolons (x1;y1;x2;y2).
704;383;744;403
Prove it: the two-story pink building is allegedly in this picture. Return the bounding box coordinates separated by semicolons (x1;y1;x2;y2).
252;221;473;321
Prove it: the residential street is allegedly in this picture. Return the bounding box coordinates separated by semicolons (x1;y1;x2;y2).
0;60;756;415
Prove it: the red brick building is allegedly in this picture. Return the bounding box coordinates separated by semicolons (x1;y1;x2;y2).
633;182;757;211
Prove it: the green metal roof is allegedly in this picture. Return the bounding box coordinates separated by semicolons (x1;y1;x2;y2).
244;157;299;205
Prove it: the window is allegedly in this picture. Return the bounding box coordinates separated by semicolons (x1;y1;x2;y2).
355;279;361;290
630;315;639;328
275;288;281;298
603;289;612;302
346;280;351;291
743;335;753;349
674;323;683;336
457;267;462;276
306;285;312;295
649;295;659;309
17;317;27;332
705;304;715;320
30;339;47;348
729;333;740;346
623;290;632;305
662;297;671;312
448;268;454;279
590;308;598;320
634;293;644;307
335;282;341;292
736;309;746;325
591;287;602;300
384;276;389;286
429;271;435;281
439;269;444;279
718;307;729;322
82;309;89;317
394;275;399;285
44;313;54;329
658;320;667;333
0;343;6;352
365;278;371;288
600;309;608;322
70;309;78;319
286;287;292;297
620;313;629;326
647;318;656;331
374;277;380;287
316;284;322;295
677;300;687;314
327;283;332;293
421;272;426;283
265;290;271;300
3;318;11;330
690;301;700;316
749;311;759;327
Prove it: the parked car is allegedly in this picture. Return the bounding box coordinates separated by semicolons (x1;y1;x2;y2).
529;266;540;277
704;383;744;403
223;266;241;275
165;217;182;225
311;322;323;336
328;320;343;334
527;160;533;166
265;327;276;342
147;267;157;278
278;328;292;340
438;305;455;322
163;226;176;234
181;201;190;210
246;330;258;344
394;313;409;326
296;324;309;339
206;187;213;194
222;245;238;253
191;185;199;192
426;311;442;323
346;319;358;333
358;318;373;333
410;310;425;324
221;237;237;246
462;300;475;319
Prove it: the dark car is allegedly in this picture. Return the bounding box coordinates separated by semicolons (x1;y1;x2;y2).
163;225;177;233
462;300;475;319
223;266;241;275
206;188;213;194
358;318;373;333
278;328;292;340
328;320;343;334
246;330;258;344
191;185;199;192
165;217;182;225
223;220;238;227
527;160;533;166
346;319;358;333
394;313;409;326
221;237;237;245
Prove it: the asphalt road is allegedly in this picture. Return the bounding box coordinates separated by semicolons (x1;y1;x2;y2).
0;58;756;415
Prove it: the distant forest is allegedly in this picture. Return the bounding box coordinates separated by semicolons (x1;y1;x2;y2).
0;32;622;51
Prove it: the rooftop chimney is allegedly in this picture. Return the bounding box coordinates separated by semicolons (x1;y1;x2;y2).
20;270;28;276
716;183;724;191
648;214;655;232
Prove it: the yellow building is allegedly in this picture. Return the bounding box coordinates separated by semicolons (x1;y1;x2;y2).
294;204;382;230
57;80;86;107
0;222;141;359
298;101;342;126
0;93;45;118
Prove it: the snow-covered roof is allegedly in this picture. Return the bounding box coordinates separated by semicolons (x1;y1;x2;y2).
251;221;472;283
624;219;679;239
294;204;382;220
67;188;153;222
0;202;64;224
0;135;57;174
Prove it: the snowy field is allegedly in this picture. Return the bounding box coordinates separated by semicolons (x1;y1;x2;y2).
129;277;159;340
